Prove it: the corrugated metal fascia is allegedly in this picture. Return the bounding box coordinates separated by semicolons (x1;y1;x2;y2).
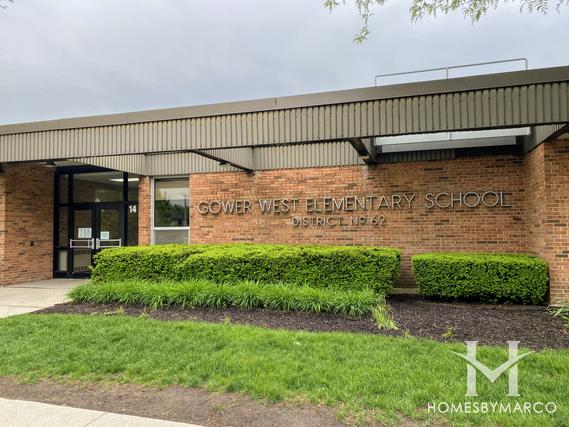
73;154;149;175
253;142;362;170
1;66;567;136
535;124;567;143
0;82;568;162
526;123;569;152
125;142;362;175
199;147;254;170
147;152;240;176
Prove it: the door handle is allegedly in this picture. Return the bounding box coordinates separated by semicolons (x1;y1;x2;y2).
70;239;95;249
95;238;122;249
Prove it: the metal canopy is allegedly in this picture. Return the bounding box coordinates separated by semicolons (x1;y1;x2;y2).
0;66;567;166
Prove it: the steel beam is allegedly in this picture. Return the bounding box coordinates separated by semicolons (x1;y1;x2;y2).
192;148;254;174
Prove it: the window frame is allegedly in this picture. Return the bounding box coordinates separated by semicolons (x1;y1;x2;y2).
151;176;190;244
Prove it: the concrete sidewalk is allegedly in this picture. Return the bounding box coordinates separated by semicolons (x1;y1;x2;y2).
0;279;85;318
0;398;203;427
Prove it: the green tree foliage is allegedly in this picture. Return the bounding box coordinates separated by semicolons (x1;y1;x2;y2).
325;0;569;42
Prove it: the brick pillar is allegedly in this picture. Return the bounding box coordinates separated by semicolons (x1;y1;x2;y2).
138;176;152;245
0;170;6;283
0;163;54;285
525;139;569;303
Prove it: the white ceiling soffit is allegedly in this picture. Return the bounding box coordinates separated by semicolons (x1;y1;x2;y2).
375;127;529;153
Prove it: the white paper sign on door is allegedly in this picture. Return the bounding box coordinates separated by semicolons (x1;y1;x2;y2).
78;228;92;238
100;231;110;240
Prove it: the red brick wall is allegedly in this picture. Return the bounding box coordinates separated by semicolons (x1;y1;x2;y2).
524;144;545;254
0;163;54;285
138;176;152;245
525;140;569;303
544;140;569;302
190;154;527;286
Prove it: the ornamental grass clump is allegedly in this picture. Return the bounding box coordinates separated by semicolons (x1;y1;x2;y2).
371;295;398;330
70;279;380;317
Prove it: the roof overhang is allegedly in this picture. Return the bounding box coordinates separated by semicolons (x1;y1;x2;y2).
0;66;567;168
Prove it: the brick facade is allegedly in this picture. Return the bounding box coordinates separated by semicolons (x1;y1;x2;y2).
0;141;567;302
138;176;152;246
190;153;527;287
188;143;569;300
525;140;569;303
0;163;54;285
543;141;569;303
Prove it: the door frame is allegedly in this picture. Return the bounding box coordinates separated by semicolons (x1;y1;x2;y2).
68;203;125;278
53;167;139;278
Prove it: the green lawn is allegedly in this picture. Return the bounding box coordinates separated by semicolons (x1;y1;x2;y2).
0;314;567;426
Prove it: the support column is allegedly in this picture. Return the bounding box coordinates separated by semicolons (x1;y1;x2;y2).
0;163;54;285
138;176;152;246
525;139;569;303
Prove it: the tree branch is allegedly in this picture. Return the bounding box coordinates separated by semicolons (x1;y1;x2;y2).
0;0;14;9
326;0;569;42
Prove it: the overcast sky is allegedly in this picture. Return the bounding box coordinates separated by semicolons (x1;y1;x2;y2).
0;0;568;125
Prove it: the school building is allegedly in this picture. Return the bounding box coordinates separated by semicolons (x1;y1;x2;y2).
0;65;568;301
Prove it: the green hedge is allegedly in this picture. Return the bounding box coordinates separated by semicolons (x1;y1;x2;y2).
69;280;379;317
91;244;400;294
412;253;549;304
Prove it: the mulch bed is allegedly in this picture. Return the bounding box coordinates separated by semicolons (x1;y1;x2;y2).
37;295;569;350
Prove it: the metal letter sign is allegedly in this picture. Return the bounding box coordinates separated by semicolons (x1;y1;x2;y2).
196;191;513;227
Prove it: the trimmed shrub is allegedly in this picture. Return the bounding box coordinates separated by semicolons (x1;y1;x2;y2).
412;253;549;304
91;244;209;282
91;244;400;294
69;280;380;317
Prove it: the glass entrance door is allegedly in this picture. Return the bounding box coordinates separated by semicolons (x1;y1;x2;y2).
69;205;124;276
55;169;139;278
96;207;123;250
71;208;94;275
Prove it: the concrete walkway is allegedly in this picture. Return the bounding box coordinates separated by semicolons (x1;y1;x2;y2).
0;398;203;426
0;279;85;318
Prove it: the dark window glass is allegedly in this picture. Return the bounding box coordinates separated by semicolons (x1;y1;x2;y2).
154;178;189;227
57;207;68;247
56;249;68;272
98;208;121;240
127;204;139;246
128;176;139;201
153;229;188;244
73;172;124;203
58;175;69;204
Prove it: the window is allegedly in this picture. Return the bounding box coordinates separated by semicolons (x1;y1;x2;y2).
73;172;124;203
127;177;139;201
58;174;69;204
153;178;189;244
